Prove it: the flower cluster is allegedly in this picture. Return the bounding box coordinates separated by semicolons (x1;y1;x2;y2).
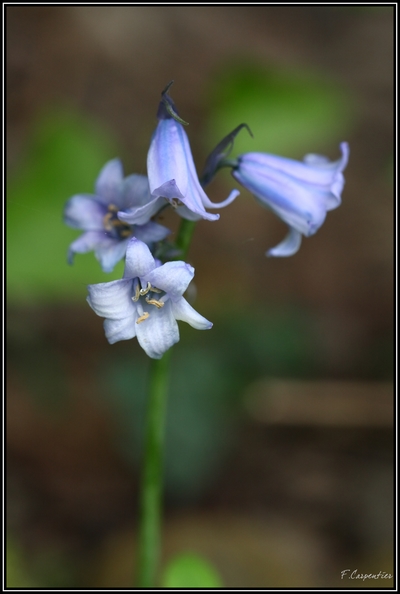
64;82;349;358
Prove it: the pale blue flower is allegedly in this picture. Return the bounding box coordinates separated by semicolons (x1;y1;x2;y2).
64;159;169;272
232;142;349;256
87;237;212;359
147;109;239;222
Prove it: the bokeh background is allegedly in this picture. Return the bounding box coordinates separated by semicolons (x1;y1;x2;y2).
6;6;394;588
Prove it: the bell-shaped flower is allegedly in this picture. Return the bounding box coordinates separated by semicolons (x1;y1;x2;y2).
64;159;169;272
87;237;212;359
232;142;349;256
147;100;239;222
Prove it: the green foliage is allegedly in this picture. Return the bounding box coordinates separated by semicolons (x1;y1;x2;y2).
162;553;223;588
206;62;353;159
6;540;39;588
6;539;76;588
7;109;121;304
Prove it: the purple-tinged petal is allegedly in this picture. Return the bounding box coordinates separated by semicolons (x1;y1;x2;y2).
87;278;135;319
118;195;167;226
64;195;106;230
146;261;194;301
95;158;124;206
232;161;328;236
304;141;349;170
134;221;170;244
68;230;109;263
135;301;179;359
267;227;302;257
151;179;185;202
171;297;213;330
174;204;203;221
95;237;130;273
104;315;137;344
123;237;156;279
147;119;189;199
147;119;229;221
198;188;240;210
243;142;348;187
175;201;219;222
234;142;348;230
121;174;151;209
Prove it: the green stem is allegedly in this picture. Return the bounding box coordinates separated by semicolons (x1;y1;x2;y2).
136;350;172;587
136;216;197;587
175;218;197;260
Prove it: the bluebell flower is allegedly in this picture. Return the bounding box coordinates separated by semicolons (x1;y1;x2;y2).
147;102;239;222
87;237;212;359
232;142;349;256
64;159;169;272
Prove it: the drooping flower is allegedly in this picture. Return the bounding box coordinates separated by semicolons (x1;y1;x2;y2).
64;159;169;272
232;142;349;256
146;86;239;222
87;237;212;359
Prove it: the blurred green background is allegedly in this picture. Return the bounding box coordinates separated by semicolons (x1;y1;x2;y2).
6;6;393;588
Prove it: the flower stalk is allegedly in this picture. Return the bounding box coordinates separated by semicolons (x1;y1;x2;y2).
136;349;172;588
136;215;197;587
175;218;197;260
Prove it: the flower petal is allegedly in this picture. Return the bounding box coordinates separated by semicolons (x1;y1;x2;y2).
121;174;151;208
147;119;220;221
104;314;137;344
64;195;106;230
68;230;109;263
95;158;124;205
146;261;194;301
233;160;328;236
87;278;135;319
198;188;240;210
123;237;156;279
244;142;349;187
95;237;130;273
135;300;179;359
267;227;302;257
118;195;167;226
174;204;203;221
147;119;189;199
134;221;171;244
234;142;348;235
171;297;213;330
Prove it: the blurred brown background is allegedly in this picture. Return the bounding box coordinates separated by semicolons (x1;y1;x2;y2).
6;6;394;588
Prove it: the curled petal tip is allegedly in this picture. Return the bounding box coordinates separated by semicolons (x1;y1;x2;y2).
266;227;302;258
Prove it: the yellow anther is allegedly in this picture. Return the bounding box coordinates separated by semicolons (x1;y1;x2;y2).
145;297;164;309
139;282;152;296
108;204;119;212
136;312;150;324
132;284;141;302
103;212;113;229
150;286;162;293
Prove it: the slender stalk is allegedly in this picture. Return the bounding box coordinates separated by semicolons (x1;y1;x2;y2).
175;218;196;260
136;216;197;587
136;350;172;587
